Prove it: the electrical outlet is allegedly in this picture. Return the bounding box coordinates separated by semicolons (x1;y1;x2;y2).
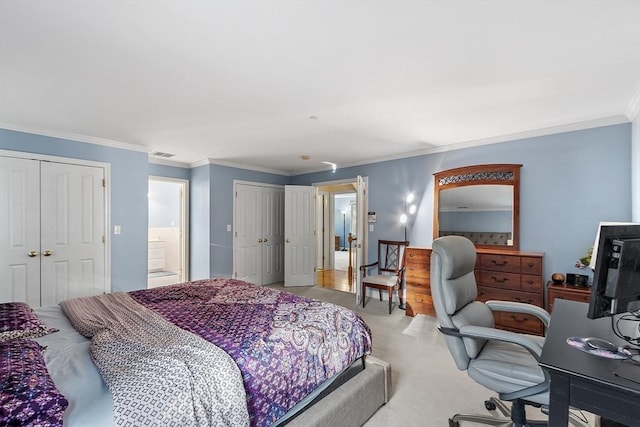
226;224;232;232
114;225;121;235
369;224;374;232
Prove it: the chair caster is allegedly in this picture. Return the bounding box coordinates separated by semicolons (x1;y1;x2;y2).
448;419;459;427
484;400;497;411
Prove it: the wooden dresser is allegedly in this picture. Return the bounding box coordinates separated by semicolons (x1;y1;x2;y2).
404;247;433;317
405;247;545;336
546;282;591;313
475;249;545;335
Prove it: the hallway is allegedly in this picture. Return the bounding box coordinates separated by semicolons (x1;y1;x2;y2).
316;251;356;293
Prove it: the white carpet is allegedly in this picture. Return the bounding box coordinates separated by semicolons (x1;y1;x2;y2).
402;313;436;338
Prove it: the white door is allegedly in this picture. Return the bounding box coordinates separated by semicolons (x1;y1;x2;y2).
262;186;284;285
235;184;262;284
0;156;107;307
0;157;41;306
284;185;316;287
355;176;367;305
40;162;106;306
234;183;285;285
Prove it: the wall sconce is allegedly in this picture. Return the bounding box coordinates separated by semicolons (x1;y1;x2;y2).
400;193;417;241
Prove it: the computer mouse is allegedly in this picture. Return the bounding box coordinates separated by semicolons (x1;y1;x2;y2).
584;337;620;352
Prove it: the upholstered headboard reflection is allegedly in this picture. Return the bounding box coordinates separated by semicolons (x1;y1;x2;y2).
438;231;512;246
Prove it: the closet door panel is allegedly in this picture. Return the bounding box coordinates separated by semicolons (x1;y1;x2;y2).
40;162;105;306
234;184;263;285
262;187;284;285
0;157;40;306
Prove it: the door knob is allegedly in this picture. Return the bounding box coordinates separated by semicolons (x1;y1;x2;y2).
263;238;268;243
28;251;39;257
258;239;263;243
286;239;290;243
43;250;53;257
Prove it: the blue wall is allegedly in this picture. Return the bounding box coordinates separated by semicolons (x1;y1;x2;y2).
292;124;632;283
2;123;632;291
188;164;288;279
0;129;149;293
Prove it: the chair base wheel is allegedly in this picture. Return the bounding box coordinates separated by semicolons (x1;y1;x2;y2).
485;400;497;411
448;419;459;427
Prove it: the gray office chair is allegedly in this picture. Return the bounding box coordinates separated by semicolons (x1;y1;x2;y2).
431;235;553;427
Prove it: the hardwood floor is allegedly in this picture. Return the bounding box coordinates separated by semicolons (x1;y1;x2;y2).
316;269;356;293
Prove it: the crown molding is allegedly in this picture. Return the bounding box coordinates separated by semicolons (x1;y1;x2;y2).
290;115;630;176
0;123;150;153
190;158;290;176
148;156;190;168
627;84;640;121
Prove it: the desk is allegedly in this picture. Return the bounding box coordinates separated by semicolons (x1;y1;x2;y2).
539;299;640;426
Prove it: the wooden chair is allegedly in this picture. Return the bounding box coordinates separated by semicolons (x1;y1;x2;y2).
360;240;409;314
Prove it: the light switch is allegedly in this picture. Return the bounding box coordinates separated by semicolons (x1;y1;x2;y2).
369;224;374;232
114;225;121;235
226;224;232;232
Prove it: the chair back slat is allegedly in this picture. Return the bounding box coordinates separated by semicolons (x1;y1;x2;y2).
377;240;409;275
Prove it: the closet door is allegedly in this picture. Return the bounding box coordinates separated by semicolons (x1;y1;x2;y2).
262;186;284;285
0;157;41;306
235;184;262;284
234;183;285;285
40;162;106;306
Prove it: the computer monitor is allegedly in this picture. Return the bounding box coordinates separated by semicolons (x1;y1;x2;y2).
588;223;640;319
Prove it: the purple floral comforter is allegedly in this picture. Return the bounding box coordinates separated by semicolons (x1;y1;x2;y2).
129;278;372;427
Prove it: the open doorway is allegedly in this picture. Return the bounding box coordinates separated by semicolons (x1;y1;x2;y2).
315;183;358;293
148;177;189;288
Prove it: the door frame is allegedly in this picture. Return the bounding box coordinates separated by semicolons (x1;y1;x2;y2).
0;148;111;294
312;177;368;269
148;175;190;284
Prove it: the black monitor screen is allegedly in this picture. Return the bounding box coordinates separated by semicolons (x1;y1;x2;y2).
588;224;640;319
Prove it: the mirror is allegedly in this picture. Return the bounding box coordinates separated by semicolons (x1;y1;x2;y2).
433;164;522;250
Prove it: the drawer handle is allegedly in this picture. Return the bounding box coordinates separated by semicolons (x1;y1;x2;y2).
510;315;526;323
491;276;508;283
491;260;508;266
526;280;534;285
514;297;534;304
528;263;534;267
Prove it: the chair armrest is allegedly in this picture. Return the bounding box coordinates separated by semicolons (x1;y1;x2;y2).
359;261;379;277
458;325;544;361
485;300;551;328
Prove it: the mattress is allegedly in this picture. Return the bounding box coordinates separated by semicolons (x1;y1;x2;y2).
31;278;375;426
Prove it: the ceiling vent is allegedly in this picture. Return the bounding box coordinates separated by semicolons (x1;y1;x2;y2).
150;151;176;158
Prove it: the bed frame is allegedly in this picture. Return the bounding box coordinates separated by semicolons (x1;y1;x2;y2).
288;356;391;426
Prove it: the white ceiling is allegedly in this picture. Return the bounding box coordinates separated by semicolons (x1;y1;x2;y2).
1;1;639;175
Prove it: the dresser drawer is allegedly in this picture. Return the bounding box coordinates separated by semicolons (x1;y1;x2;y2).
477;254;521;273
521;274;543;293
521;257;542;275
496;312;543;335
148;248;165;260
405;286;435;317
148;258;165;271
148;241;164;249
406;249;430;263
477;271;521;291
477;286;542;306
405;262;429;280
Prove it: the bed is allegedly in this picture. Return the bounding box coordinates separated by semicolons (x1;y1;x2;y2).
1;278;390;426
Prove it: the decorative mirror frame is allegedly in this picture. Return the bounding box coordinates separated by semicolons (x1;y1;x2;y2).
433;163;522;250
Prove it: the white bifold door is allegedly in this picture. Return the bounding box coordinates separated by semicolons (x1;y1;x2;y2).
234;183;284;285
0;156;106;307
